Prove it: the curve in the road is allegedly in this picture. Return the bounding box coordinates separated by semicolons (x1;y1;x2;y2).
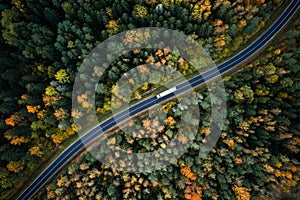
17;1;299;199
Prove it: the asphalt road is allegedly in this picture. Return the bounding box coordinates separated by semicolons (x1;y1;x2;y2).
17;1;299;199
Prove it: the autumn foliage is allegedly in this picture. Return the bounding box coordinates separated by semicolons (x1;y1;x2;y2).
181;166;197;181
0;0;298;199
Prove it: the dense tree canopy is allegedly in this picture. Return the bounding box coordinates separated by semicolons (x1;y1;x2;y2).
41;24;300;199
0;0;297;199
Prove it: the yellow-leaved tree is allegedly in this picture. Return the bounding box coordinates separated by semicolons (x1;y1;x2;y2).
55;69;70;83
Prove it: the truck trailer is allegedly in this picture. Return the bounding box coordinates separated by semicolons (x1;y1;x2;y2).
156;86;177;99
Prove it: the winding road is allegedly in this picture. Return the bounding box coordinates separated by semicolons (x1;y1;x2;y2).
17;1;299;199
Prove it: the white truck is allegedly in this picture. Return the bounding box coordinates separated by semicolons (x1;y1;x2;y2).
156;86;177;99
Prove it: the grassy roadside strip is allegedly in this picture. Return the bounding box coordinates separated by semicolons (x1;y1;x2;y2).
11;1;296;199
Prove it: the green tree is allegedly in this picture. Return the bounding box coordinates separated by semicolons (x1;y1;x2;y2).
0;168;13;189
243;17;260;35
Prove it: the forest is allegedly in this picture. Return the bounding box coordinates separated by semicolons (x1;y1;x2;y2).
0;0;298;199
37;19;300;200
